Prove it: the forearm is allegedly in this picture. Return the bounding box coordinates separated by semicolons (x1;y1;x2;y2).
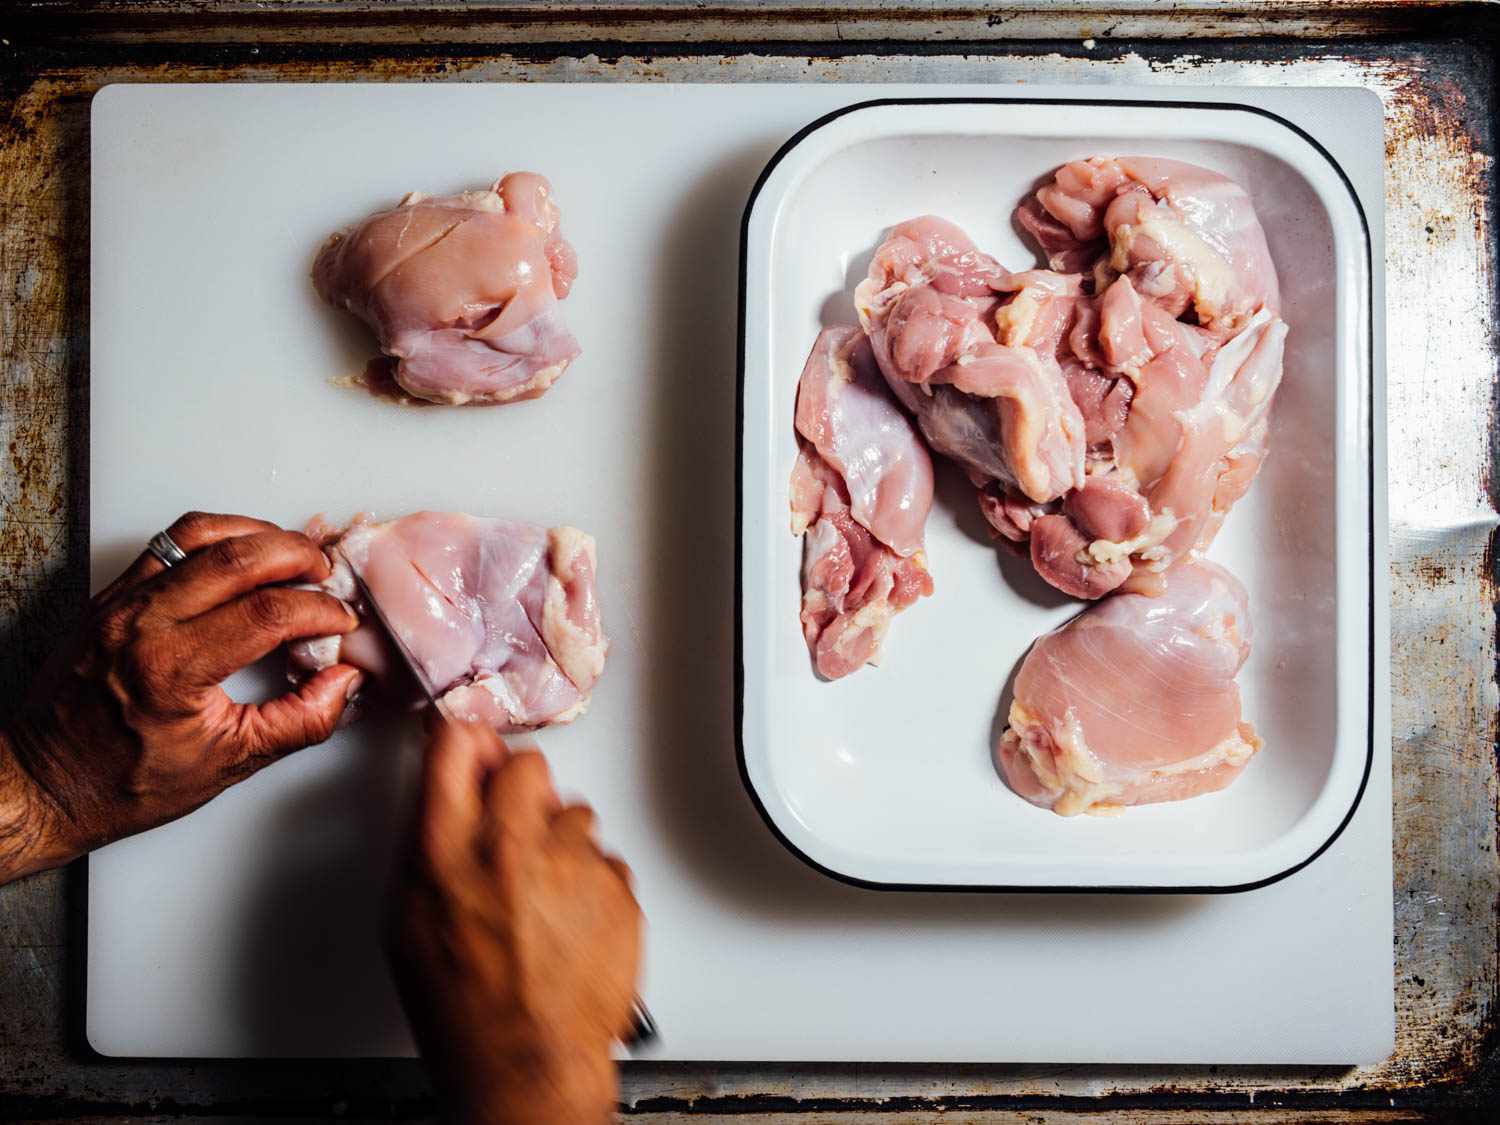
0;727;77;884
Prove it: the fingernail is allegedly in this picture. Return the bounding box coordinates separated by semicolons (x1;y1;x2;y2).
344;603;360;628
345;671;366;701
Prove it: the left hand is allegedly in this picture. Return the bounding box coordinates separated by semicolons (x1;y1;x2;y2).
0;511;363;882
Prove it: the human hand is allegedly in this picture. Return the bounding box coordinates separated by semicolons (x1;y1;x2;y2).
0;512;363;882
388;720;641;1125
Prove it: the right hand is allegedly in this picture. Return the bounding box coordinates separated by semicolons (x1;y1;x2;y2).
387;720;641;1125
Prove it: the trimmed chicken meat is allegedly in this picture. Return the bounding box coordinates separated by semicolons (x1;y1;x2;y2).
1016;155;1279;338
855;218;1087;506
290;511;606;732
787;154;1286;815
314;172;579;405
790;326;935;679
997;561;1261;815
851;159;1286;601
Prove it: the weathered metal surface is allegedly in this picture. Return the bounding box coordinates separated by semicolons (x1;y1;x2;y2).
9;1112;1447;1125
7;1112;1445;1125
14;0;1483;46
1;4;1495;1120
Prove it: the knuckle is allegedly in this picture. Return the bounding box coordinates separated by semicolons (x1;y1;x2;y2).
242;589;293;633
608;854;635;881
94;589;154;648
417;819;469;876
209;535;257;574
95;606;136;650
170;510;215;544
109;654;169;713
103;666;137;711
503;750;553;796
297;705;337;748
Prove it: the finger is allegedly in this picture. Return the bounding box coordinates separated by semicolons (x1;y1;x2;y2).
483;749;560;843
100;512;284;601
551;802;599;848
142;530;334;623
172;587;358;686
230;663;363;764
419;721;510;865
604;853;636;892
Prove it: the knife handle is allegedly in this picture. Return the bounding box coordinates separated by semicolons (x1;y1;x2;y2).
622;997;657;1050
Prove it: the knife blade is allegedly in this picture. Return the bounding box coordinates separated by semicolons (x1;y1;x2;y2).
336;548;441;708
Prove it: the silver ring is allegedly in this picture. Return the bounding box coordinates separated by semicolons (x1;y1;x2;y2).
146;529;189;568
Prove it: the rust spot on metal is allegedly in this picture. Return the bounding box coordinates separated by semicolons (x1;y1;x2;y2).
1412;557;1450;588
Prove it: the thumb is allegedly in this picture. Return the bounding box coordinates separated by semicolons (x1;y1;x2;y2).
235;664;364;764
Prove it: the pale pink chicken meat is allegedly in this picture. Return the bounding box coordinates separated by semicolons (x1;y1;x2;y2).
781;157;1286;818
925;344;1086;503
314;172;580;405
790;327;934;679
289;512;606;732
993;159;1288;600
1025;278;1288;600
854;215;1006;386
856;220;1086;506
993;269;1134;457
998;560;1261;815
1017;155;1280;337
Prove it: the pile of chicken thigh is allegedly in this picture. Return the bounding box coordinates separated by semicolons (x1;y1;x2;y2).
791;156;1285;816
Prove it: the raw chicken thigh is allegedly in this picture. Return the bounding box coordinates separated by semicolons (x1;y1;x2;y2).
290;512;606;732
784;156;1284;816
790;326;935;679
854;215;1006;385
314;172;579;405
1016;155;1280;337
997;561;1261;815
977;157;1288;599
855;218;1086;506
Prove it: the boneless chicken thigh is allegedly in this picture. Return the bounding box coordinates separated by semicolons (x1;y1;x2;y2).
1016;155;1280;336
1013;277;1288;600
314;172;579;405
854;215;1006;385
855;219;1086;507
998;561;1261;815
983;158;1288;599
790;326;934;679
782;156;1283;816
290;512;606;732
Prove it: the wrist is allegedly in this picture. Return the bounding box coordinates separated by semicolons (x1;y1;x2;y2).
0;725;81;882
440;1028;616;1125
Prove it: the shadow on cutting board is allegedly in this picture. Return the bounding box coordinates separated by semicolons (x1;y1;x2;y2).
636;144;1204;934
227;710;420;1056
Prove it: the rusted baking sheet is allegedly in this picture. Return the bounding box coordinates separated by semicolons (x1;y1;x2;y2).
15;0;1487;46
20;1111;1445;1125
1;3;1496;1121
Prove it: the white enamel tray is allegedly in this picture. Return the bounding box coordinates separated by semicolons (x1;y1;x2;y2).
738;98;1375;891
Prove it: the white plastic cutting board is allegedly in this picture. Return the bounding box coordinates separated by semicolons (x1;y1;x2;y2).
88;83;1392;1062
